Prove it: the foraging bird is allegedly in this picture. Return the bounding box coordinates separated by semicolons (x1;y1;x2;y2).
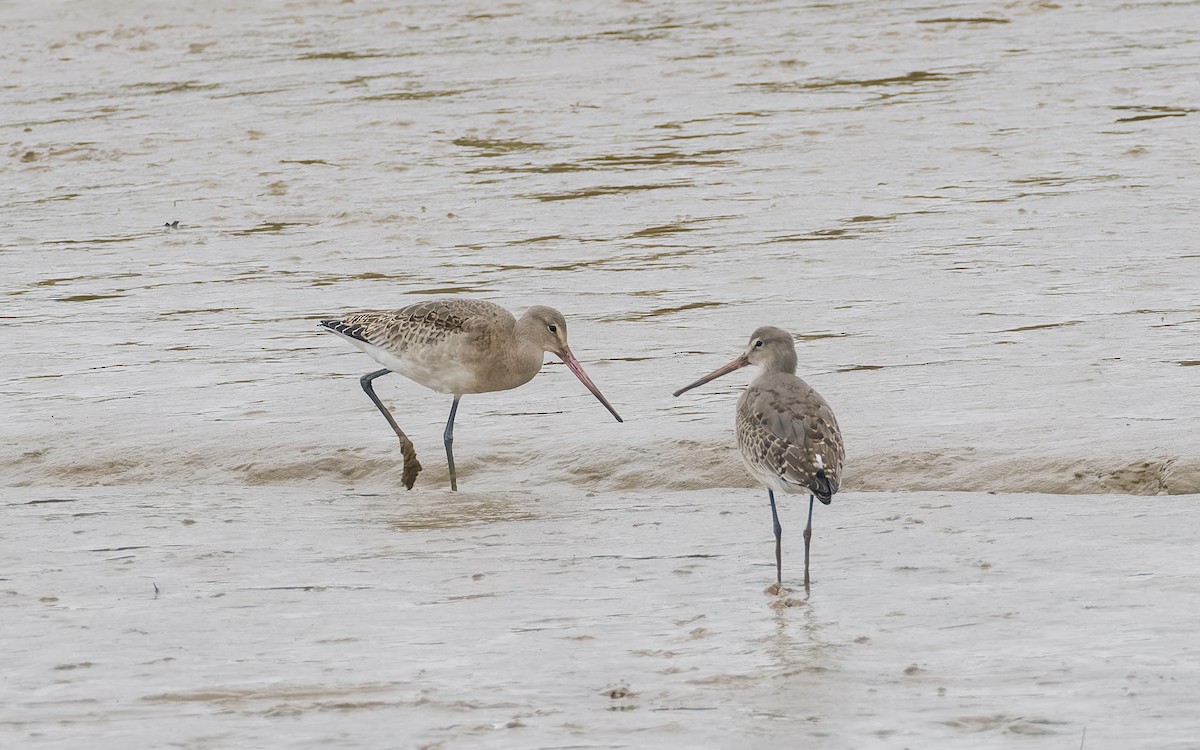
673;326;843;595
321;299;623;490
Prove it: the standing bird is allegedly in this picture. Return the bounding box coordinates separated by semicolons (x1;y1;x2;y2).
673;326;843;595
321;299;623;491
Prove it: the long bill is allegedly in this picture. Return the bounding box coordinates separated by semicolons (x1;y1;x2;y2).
560;346;624;423
672;354;750;397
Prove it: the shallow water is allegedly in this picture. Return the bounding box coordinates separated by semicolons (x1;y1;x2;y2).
5;486;1200;748
3;0;1200;746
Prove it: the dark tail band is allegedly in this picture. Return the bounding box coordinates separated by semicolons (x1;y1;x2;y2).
813;469;835;505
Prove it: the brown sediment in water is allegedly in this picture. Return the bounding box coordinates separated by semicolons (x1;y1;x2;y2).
7;438;1198;496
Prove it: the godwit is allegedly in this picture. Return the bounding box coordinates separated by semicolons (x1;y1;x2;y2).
321;299;623;491
673;326;844;595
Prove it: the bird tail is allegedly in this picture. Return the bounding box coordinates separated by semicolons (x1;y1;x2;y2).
813;469;836;505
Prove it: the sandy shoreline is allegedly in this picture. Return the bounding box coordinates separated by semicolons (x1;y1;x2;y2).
4;485;1197;748
6;431;1199;497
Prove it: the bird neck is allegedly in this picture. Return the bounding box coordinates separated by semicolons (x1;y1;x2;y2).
762;348;798;376
493;329;546;391
516;336;548;378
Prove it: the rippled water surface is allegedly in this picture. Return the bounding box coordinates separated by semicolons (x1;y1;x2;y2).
3;0;1199;746
4;0;1199;493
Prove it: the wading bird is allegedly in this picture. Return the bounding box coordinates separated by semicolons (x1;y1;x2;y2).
322;299;622;490
674;326;843;595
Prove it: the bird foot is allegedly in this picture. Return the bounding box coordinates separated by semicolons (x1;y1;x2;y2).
400;443;423;490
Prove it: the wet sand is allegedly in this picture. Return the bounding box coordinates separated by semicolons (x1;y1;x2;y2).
5;486;1199;748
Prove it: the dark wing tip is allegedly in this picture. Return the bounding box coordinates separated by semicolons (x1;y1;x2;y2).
320;319;368;342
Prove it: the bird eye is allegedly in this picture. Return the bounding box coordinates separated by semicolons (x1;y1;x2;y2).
754;340;763;348
548;324;558;333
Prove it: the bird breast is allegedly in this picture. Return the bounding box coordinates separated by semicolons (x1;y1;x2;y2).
406;333;543;395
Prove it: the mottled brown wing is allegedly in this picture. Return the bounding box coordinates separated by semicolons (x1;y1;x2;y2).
334;298;513;354
737;376;844;500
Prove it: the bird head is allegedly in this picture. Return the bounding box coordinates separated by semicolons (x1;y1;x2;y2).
673;325;798;397
521;306;623;423
743;326;798;373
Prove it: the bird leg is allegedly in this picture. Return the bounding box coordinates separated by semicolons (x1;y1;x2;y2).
803;494;814;597
444;396;461;492
768;489;783;586
359;369;422;490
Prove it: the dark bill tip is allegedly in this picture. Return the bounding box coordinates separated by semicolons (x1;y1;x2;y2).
561;349;623;423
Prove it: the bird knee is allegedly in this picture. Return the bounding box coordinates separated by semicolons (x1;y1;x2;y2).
360;369;389;391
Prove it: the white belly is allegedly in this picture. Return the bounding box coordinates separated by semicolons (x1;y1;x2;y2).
349;338;479;394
